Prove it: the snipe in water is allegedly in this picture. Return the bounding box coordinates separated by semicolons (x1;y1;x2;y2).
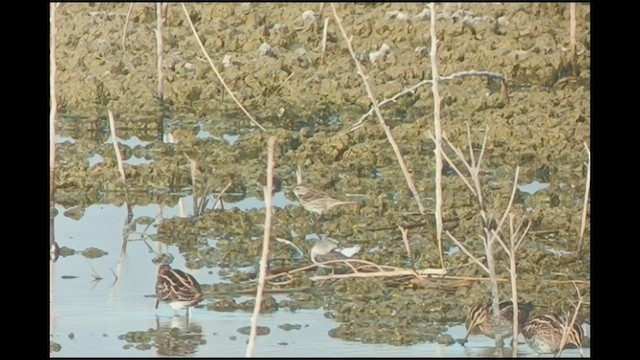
155;264;203;319
463;300;534;347
522;313;584;357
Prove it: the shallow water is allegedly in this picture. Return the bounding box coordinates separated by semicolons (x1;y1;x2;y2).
50;202;588;357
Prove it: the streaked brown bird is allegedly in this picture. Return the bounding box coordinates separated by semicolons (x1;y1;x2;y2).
293;185;357;216
463;300;534;347
522;314;584;357
155;264;203;319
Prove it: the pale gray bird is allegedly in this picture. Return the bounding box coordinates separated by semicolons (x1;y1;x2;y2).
310;236;361;268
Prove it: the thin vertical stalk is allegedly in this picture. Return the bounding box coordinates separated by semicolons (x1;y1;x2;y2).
484;231;503;356
578;143;590;254
508;216;519;357
156;3;165;102
569;3;577;76
246;137;276;357
428;2;445;269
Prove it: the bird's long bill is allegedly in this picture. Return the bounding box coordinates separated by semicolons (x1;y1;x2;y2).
461;321;476;345
155;299;160;309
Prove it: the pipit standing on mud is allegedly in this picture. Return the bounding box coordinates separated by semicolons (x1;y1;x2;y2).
293;185;358;232
155;264;203;321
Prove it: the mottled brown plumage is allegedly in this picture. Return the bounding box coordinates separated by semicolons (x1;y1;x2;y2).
155;264;203;315
523;314;584;356
464;300;534;346
293;185;357;215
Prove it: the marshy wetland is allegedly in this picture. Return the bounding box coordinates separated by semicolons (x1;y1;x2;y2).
50;3;590;357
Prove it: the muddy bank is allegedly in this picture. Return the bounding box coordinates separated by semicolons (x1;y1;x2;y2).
52;3;590;346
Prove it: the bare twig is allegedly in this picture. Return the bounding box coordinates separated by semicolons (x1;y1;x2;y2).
265;258;447;283
185;154;199;215
156;3;165;102
246;137;276;357
398;226;413;266
445;232;490;274
557;281;585;357
569;3;578;76
107;110;134;255
330;3;426;215
491;212;532;356
121;3;134;51
211;181;233;211
272;71;295;96
350;71;507;131
296;165;304;185
439;123;521;355
428;131;476;195
321;17;330;65
107;110;127;183
578;142;590;254
180;3;267;132
429;2;445;269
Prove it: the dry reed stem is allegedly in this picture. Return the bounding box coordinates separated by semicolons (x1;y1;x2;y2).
321;17;330;65
445;233;491;274
436;125;513;354
330;3;426;215
439;275;589;285
50;3;58;207
428;131;476;195
246;137;276;357
579;142;590;253
108;109;133;255
122;3;134;51
295;165;304;185
557;281;585;357
107;110;128;183
211;181;233;211
490;214;532;356
570;3;577;77
398;226;413;267
185;154;199;215
429;2;445;269
350;71;507;131
265;258;446;283
180;4;267;132
156;3;165;101
272;71;295;96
